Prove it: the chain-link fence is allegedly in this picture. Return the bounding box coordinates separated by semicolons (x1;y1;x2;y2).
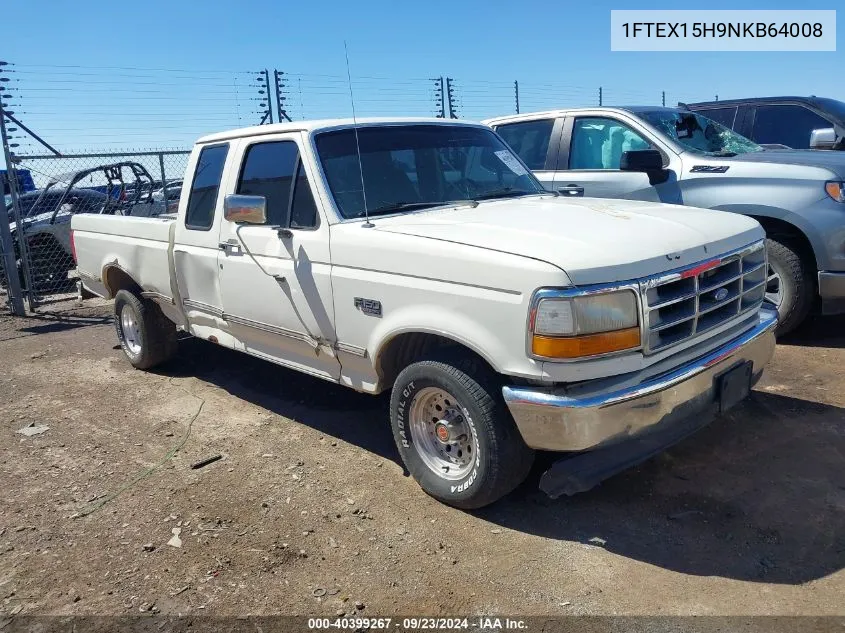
0;58;691;334
3;150;189;310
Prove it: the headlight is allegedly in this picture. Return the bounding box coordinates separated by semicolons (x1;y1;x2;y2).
825;181;845;202
530;290;640;359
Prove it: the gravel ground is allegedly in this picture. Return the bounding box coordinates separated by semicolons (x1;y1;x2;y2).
0;301;843;618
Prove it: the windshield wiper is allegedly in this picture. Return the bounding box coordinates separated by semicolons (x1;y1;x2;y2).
471;188;542;202
361;200;476;217
709;151;738;157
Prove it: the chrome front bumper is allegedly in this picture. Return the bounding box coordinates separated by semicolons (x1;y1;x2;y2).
502;307;778;452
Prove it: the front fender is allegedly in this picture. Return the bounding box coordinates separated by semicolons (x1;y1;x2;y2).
369;303;510;376
711;202;845;271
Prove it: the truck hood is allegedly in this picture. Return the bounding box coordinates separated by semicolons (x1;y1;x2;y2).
372;196;763;285
726;148;845;177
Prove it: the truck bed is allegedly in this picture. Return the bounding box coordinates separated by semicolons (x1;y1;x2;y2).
72;214;175;301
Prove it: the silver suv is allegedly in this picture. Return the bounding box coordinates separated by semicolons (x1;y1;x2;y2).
484;107;845;335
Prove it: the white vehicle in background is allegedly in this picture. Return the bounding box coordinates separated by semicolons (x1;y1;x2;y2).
485;107;845;335
72;118;776;509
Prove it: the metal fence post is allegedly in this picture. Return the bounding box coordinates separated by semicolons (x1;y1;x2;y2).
158;152;167;188
274;70;292;122
0;101;27;315
264;69;274;124
433;77;445;118
446;77;458;119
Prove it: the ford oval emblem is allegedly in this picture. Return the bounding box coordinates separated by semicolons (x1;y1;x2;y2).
713;288;729;301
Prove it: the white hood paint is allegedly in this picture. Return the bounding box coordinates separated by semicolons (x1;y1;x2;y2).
371;196;763;285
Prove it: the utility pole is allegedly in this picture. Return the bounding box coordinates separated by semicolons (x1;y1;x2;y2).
662;91;666;107
599;86;603;106
433;77;445;118
274;70;292;122
514;80;520;114
256;70;274;124
446;77;458;119
0;88;26;315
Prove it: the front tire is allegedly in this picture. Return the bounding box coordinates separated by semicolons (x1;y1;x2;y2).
114;289;177;369
765;236;814;336
390;354;534;509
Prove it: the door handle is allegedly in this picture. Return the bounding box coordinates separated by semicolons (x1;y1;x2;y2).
218;240;241;253
558;184;585;197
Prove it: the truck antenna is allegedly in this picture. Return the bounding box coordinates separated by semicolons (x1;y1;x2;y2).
344;41;372;228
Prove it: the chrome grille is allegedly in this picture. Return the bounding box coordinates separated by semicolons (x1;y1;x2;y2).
641;241;767;354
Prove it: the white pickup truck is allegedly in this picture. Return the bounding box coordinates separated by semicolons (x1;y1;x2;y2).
72;118;777;509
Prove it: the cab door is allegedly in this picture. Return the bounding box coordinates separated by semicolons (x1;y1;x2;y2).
216;133;340;381
552;114;678;202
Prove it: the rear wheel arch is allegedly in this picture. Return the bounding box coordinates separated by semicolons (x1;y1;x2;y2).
102;264;142;299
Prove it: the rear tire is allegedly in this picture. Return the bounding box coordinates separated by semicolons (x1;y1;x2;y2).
390;352;534;509
766;237;814;336
114;289;177;369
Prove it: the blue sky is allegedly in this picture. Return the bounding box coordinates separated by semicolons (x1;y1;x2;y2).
1;0;842;162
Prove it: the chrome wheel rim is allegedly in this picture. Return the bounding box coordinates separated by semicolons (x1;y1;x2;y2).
408;387;477;480
765;264;784;308
120;305;142;356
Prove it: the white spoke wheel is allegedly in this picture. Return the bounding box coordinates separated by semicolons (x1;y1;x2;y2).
409;387;477;480
390;353;534;509
765;264;784;309
113;289;178;370
120;304;143;356
764;237;814;336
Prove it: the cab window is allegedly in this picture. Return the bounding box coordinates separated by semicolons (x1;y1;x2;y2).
569;118;651;170
495;119;555;170
696;107;738;130
237;140;318;229
752;105;832;149
185;144;229;231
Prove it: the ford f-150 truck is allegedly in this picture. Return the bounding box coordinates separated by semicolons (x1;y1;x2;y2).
485;107;845;335
71;118;777;509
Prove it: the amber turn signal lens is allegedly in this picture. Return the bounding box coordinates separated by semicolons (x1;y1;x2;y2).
532;327;641;359
825;182;845;202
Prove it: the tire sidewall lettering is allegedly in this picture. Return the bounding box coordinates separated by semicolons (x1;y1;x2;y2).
395;379;483;497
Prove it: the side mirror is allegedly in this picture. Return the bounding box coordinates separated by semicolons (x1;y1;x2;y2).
620;149;664;172
224;194;266;224
810;127;836;150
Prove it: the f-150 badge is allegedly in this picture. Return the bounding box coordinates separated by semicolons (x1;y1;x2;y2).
354;297;382;317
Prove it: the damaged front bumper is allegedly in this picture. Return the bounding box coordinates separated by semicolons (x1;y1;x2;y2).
502;307;777;498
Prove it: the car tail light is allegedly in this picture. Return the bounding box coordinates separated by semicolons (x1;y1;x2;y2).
70;229;77;263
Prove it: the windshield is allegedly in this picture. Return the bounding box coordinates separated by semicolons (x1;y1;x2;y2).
639;110;762;156
814;98;845;123
314;124;547;219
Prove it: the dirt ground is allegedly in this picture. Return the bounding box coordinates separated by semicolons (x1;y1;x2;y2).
0;299;843;618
